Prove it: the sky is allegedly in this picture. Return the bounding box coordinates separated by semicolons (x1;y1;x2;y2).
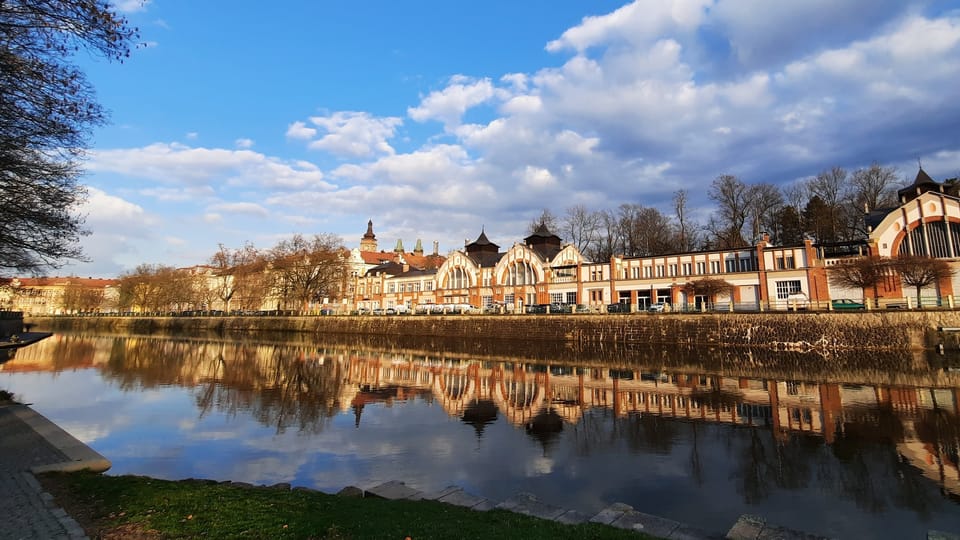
59;0;960;278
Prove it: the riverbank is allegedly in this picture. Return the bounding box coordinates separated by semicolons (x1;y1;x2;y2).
27;310;960;351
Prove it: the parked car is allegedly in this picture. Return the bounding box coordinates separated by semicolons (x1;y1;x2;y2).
319;307;335;316
607;303;631;313
832;299;865;310
573;304;592;314
648;302;668;313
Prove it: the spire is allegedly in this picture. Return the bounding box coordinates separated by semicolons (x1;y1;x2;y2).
359;220;378;252
414;239;424;255
394;239;405;253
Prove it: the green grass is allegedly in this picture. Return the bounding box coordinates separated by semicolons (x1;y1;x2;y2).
40;472;657;539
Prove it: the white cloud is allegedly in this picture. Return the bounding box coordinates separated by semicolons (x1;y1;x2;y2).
304;112;402;158
89;143;332;191
285;121;316;140
408;76;496;129
112;0;152;13
235;138;254;149
546;0;708;53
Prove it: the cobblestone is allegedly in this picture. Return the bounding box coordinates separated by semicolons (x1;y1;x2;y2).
0;404;110;540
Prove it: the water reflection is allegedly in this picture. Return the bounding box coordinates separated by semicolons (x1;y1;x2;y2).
2;332;959;538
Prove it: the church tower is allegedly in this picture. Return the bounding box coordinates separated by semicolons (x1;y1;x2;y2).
360;220;378;252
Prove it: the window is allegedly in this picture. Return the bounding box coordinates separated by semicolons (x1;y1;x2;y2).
508;262;535;285
388;283;395;293
631;267;639;279
425;282;433;291
551;293;563;304
726;258;737;273
566;292;577;304
656;265;665;277
504;293;515;305
682;263;692;276
711;261;721;273
668;264;677;277
696;262;705;274
643;266;652;278
775;280;802;299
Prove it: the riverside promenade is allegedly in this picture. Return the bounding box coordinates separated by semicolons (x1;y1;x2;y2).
0;403;109;540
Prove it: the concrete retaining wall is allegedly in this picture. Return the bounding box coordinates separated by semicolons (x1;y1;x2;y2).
26;311;960;352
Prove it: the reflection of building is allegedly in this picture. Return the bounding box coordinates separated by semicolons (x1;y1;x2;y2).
339;353;960;496
5;333;958;497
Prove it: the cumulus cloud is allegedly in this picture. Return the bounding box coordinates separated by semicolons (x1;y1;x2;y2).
89;143;332;191
76;1;960;277
408;76;496;129
303;112;402;158
235;138;254;149
286;121;316;140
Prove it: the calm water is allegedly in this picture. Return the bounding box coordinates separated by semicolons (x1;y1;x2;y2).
2;332;959;539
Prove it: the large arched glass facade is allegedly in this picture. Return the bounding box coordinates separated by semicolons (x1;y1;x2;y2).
506;261;536;285
448;267;470;289
898;221;960;258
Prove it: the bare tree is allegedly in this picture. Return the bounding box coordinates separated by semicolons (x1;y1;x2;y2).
562;204;600;255
673;189;699;252
0;1;138;273
827;257;891;302
806;167;846;242
893;255;954;307
61;281;105;313
587;209;619;261
845;162;901;239
707;174;750;249
746;183;783;244
528;209;558;234
683;277;734;306
269;234;348;311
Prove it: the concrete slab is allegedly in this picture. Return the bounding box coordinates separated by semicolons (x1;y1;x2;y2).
6;405;111;474
422;485;462;501
589;502;635;525
611;509;681;537
495;492;566;520
554;509;590;525
726;514;765;540
436;489;491;510
365;480;423;501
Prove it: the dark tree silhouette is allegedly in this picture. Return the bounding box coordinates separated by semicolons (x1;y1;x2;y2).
0;1;137;273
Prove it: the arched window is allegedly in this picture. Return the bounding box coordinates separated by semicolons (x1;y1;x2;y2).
898;221;959;258
449;267;470;289
506;261;536;285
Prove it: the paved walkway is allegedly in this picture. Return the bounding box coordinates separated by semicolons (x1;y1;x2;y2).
0;404;110;540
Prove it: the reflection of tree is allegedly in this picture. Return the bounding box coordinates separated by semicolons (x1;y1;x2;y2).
98;337;346;435
732;429;774;503
621;413;677;455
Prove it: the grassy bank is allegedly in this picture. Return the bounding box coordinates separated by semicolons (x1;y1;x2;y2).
39;472;655;539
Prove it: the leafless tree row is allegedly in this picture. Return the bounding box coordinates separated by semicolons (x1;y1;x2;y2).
116;233;349;313
532;162;904;260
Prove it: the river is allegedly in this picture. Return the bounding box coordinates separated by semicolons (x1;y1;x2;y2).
1;331;958;539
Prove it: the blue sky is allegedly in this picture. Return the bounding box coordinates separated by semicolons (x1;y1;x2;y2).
62;0;960;277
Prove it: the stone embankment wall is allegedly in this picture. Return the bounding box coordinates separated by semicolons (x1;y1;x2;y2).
27;311;960;352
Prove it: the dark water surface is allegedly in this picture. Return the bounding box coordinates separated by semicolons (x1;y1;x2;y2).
1;332;959;539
